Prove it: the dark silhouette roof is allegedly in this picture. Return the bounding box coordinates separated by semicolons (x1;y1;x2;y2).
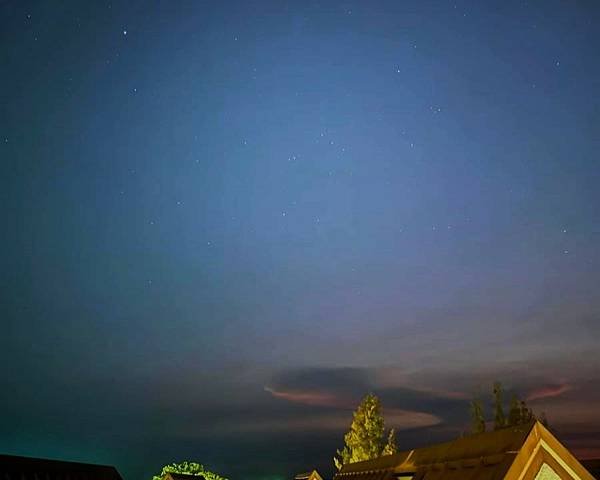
0;454;123;480
163;474;207;480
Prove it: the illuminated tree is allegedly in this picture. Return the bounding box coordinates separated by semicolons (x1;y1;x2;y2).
382;428;398;456
152;461;227;480
334;394;393;469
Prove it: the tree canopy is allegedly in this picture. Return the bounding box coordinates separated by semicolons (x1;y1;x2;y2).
469;398;486;434
382;428;398;456
334;394;397;470
152;461;227;480
493;382;506;430
469;382;549;434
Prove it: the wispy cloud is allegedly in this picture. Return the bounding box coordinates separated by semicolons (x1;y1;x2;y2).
526;383;573;402
264;386;343;407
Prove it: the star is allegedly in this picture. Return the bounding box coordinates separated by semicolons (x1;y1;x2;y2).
123;29;127;36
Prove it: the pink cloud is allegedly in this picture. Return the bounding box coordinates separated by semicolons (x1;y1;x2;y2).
218;409;441;434
385;408;443;430
264;386;344;407
526;383;573;402
263;386;442;431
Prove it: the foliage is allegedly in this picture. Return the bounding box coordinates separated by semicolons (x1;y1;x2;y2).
382;428;398;456
334;394;396;470
469;398;486;434
507;395;537;427
152;461;227;480
470;382;550;434
507;394;521;426
519;400;534;424
493;382;506;430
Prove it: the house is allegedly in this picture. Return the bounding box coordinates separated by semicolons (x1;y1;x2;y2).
295;471;324;480
334;421;595;480
0;453;123;480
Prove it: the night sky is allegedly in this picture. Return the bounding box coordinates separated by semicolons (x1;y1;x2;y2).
2;1;600;479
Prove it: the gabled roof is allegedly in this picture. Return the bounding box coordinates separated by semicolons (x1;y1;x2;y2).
295;471;323;480
335;421;595;480
0;454;123;480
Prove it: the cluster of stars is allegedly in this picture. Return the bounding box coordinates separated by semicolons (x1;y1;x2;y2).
65;6;585;292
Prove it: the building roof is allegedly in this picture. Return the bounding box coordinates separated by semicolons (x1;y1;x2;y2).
0;454;123;480
295;471;323;480
335;421;595;480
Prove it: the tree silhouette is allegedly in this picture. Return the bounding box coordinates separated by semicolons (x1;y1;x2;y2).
470;398;486;433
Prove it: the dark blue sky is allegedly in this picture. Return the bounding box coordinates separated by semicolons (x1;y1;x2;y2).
2;1;600;479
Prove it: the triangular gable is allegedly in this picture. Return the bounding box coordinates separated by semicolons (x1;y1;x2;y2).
504;422;596;480
295;470;323;480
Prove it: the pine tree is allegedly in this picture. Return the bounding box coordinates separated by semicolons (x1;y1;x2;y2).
382;428;398;456
469;398;486;433
334;394;385;469
493;382;506;430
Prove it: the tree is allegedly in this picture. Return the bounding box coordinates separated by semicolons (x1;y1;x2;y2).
470;398;486;434
469;383;550;433
507;394;522;426
382;428;398;456
520;400;534;423
334;394;390;470
493;382;506;430
152;462;227;480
